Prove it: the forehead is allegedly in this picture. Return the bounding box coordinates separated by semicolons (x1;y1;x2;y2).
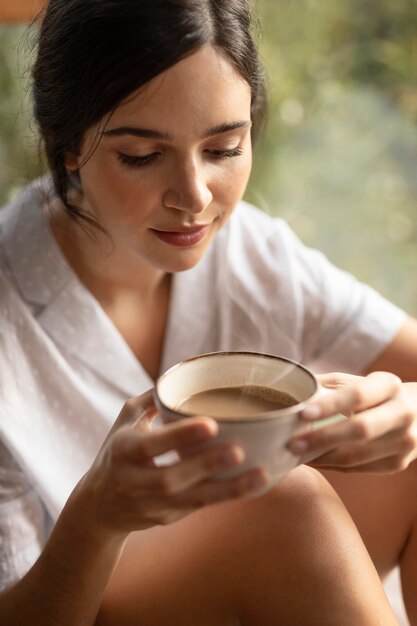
108;45;252;135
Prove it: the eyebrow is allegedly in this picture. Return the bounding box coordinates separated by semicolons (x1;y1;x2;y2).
102;120;252;140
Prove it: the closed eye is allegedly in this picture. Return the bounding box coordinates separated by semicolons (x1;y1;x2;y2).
207;147;243;160
118;146;244;168
118;152;160;167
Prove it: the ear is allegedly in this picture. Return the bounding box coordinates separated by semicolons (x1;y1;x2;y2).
64;151;80;171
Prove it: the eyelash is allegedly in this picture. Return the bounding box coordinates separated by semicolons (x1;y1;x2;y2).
209;147;244;160
117;146;243;168
118;153;159;167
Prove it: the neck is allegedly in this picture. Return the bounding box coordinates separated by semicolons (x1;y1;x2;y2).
49;202;167;305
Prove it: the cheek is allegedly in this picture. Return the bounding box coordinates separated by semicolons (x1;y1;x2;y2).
213;164;251;230
87;158;133;198
79;156;117;200
80;157;156;219
216;157;252;203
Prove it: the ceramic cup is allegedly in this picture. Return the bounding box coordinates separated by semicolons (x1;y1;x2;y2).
154;351;342;491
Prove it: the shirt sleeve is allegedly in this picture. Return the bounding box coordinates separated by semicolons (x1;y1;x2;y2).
279;222;407;373
0;441;49;591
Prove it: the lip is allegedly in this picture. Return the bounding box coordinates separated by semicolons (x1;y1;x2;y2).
151;225;210;247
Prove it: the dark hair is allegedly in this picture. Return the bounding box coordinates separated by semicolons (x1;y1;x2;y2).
32;0;267;225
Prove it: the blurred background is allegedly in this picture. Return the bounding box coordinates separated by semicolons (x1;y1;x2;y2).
0;0;416;313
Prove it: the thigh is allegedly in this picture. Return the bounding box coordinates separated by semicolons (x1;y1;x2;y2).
401;518;417;625
321;460;417;576
97;466;397;626
97;503;240;626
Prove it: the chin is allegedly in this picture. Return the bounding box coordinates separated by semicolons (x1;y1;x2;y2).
154;250;207;273
166;257;204;273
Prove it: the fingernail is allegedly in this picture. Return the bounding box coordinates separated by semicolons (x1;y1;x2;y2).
219;447;244;466
301;405;322;420
194;424;216;440
218;449;238;466
288;439;309;455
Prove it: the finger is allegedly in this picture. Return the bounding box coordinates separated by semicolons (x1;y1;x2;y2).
111;416;219;464
103;391;157;452
308;424;416;468
122;469;269;527
108;390;157;438
115;443;246;496
289;397;409;457
310;452;414;474
300;371;402;422
133;406;158;432
308;406;417;469
316;372;363;389
119;390;157;427
169;467;270;507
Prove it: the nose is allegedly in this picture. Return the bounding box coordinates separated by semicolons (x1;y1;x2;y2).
163;159;213;214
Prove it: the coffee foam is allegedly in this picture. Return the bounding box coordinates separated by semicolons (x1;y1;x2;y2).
176;384;299;419
242;385;298;407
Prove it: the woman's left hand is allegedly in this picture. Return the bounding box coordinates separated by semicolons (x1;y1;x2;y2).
287;371;417;473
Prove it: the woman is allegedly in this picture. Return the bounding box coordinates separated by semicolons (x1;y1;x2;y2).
0;1;416;624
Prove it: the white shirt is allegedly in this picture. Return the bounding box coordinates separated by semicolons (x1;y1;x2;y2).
0;178;406;589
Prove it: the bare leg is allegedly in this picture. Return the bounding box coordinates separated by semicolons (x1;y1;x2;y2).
322;459;417;624
97;466;397;626
401;518;417;625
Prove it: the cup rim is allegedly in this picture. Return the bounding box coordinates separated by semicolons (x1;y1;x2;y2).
155;351;318;423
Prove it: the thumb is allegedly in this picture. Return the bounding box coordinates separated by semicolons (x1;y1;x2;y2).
133;404;158;433
110;389;157;435
316;372;363;390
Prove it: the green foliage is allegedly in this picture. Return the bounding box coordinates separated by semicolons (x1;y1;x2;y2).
0;1;416;311
0;25;42;201
247;0;417;313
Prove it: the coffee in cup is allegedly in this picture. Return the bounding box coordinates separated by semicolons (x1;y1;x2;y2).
177;385;298;418
155;351;336;493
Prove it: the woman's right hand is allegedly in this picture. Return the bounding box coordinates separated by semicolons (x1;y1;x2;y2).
79;391;267;536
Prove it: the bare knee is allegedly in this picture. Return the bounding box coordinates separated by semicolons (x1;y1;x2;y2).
212;465;353;585
97;466;397;626
219;466;395;625
238;464;342;537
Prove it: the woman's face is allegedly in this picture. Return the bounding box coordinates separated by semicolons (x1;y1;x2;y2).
67;45;253;273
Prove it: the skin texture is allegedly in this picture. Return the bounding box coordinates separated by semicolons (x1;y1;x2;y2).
97;466;399;626
2;44;417;625
321;465;417;622
62;46;252;287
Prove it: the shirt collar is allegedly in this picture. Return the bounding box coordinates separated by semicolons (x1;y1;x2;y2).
1;179;147;397
1;179;72;308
